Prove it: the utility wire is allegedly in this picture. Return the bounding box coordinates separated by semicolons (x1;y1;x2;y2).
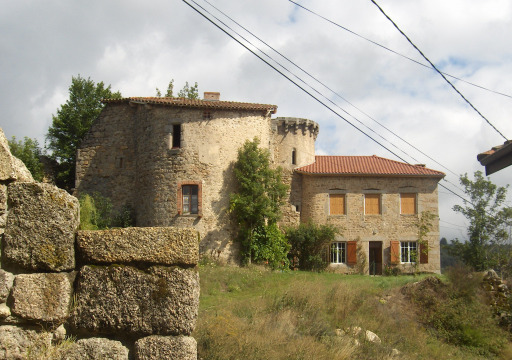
183;0;410;163
202;0;460;178
184;0;480;211
370;0;508;141
289;0;512;100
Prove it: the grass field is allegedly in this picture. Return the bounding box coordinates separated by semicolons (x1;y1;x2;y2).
194;263;512;360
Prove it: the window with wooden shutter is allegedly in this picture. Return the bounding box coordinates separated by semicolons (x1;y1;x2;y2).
329;194;345;215
401;193;416;215
390;241;400;264
347;241;357;265
365;194;380;215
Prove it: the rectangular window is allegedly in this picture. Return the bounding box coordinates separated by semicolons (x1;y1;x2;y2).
172;124;181;148
401;241;417;263
365;194;381;214
329;194;345;215
331;242;346;264
401;193;416;215
182;185;198;214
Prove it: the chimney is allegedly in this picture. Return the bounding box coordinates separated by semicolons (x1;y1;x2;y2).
204;92;220;101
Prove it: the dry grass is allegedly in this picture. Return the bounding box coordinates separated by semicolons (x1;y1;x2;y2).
195;264;511;360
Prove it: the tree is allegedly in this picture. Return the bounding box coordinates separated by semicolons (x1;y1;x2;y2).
156;79;198;99
8;136;44;181
46;75;121;191
229;138;288;265
450;171;512;273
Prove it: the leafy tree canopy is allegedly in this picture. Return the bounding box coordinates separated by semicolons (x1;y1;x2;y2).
450;171;512;273
156;79;199;99
230;138;288;265
8;136;44;181
46;75;121;191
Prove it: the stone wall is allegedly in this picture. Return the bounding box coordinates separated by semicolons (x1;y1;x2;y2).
300;175;441;274
1;129;199;359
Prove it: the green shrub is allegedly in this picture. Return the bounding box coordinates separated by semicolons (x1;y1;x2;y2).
251;224;290;270
78;192;134;230
286;222;338;271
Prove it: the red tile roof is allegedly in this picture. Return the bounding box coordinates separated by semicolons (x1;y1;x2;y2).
296;155;445;177
103;97;278;114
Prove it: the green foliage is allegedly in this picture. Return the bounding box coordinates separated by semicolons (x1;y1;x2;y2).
230;138;288;265
79;192;134;230
450;171;512;273
156;79;199;99
286;222;338;271
7;136;44;181
407;266;508;357
251;224;290;270
46;75;122;191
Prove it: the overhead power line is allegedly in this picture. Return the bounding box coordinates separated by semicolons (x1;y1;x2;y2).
201;0;460;179
288;0;512;100
370;0;508;141
184;0;482;209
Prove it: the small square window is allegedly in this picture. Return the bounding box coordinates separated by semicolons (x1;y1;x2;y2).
203;111;212;120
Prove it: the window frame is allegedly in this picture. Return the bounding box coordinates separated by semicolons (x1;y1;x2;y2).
330;242;347;264
177;181;202;217
400;241;417;263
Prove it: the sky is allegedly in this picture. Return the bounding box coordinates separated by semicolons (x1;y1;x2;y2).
2;0;512;241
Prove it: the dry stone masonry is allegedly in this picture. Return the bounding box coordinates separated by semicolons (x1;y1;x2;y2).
0;128;199;360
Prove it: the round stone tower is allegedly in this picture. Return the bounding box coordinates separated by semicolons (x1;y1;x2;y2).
272;117;319;170
272;117;319;227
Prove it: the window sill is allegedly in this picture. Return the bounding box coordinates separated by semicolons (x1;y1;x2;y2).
168;148;182;155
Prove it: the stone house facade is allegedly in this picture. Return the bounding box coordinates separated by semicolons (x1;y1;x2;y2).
76;92;444;273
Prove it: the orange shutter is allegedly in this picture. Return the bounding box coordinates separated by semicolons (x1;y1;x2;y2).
330;194;345;215
365;194;380;214
390;241;400;264
420;242;428;264
347;241;357;264
401;193;416;215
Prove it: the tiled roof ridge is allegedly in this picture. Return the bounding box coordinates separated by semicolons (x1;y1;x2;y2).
296;155;445;177
103;96;278;113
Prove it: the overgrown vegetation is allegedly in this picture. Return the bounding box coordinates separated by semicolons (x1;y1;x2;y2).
286;221;338;271
78;192;134;230
155;79;199;99
230;138;288;266
449;171;512;275
195;264;512;360
404;264;510;357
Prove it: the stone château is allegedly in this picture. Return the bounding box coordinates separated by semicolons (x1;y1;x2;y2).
76;92;444;274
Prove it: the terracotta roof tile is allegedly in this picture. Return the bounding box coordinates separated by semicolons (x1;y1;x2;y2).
296;155;445;177
103;97;277;114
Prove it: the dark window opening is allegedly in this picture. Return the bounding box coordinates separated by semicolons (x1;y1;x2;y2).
182;185;198;214
292;149;297;165
172;124;181;148
203;111;212;120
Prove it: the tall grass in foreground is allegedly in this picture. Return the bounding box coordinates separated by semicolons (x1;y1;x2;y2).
195;264;512;360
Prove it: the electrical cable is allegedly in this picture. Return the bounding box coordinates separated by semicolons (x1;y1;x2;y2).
201;0;460;178
183;0;486;215
370;0;508;141
288;0;512;100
